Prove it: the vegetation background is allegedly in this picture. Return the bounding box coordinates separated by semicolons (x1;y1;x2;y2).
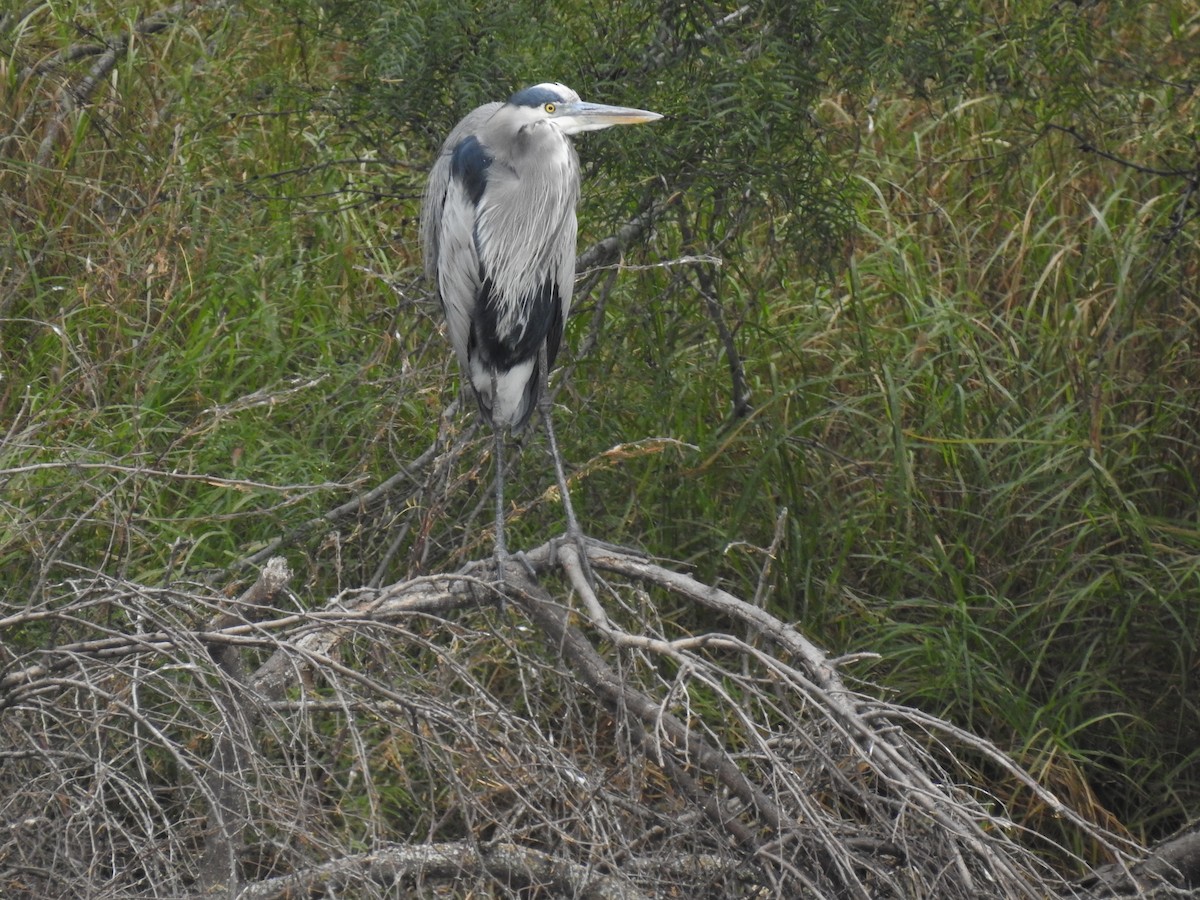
2;0;1199;895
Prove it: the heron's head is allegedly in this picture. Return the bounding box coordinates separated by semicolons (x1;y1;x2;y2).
505;82;662;136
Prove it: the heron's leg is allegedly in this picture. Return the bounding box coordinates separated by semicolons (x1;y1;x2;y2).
491;425;539;585
537;345;594;584
493;423;507;571
489;366;509;582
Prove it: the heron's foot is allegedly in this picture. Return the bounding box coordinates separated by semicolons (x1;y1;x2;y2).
513;549;537;580
553;525;596;588
491;544;512;609
492;544;537;591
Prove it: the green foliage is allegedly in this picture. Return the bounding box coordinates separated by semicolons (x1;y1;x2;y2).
3;0;1200;861
1;0;427;591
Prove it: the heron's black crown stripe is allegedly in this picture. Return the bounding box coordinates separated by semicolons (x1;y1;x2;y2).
507;85;563;108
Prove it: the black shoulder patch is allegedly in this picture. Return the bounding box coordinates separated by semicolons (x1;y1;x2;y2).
450;135;491;206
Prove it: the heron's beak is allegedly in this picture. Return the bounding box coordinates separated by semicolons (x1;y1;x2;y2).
554;101;663;134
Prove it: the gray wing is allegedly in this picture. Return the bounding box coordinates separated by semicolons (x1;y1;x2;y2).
420;103;503;373
420;102;501;283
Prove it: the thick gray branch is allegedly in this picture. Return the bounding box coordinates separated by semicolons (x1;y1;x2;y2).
235;841;649;900
197;557;293;897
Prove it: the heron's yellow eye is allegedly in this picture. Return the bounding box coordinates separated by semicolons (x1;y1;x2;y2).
544;102;556;114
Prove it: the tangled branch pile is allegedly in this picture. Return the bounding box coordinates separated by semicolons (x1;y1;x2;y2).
2;528;1171;899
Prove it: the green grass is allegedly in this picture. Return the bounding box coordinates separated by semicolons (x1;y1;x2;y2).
2;1;427;588
564;61;1200;842
686;88;1200;840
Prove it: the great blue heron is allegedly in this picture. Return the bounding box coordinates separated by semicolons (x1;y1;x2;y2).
421;82;661;571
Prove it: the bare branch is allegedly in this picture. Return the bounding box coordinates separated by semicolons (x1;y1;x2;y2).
235;841;651;900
